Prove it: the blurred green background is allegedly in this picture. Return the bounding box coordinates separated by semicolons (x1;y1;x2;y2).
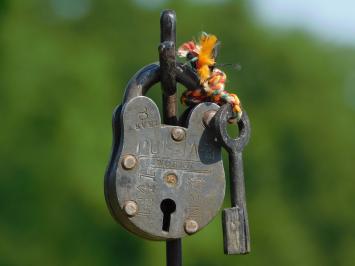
1;0;355;265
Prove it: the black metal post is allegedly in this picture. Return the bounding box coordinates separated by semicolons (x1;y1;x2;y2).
159;9;178;125
159;9;182;266
166;239;182;266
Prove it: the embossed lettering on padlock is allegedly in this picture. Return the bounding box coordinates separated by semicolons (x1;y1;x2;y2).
105;96;225;240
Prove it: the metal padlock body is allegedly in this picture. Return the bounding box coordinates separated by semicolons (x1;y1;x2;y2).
105;63;225;240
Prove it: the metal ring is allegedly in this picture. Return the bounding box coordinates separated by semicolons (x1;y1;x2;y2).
213;104;251;153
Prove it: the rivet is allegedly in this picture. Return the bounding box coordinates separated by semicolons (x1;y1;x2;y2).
121;155;137;170
124;201;138;217
164;173;178;187
184;219;199;234
171;127;185;141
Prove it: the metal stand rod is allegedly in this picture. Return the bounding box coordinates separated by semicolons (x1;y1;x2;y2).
159;9;177;125
159;9;182;266
166;239;182;266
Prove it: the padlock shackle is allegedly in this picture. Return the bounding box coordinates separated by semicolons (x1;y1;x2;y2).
123;63;159;103
123;62;202;104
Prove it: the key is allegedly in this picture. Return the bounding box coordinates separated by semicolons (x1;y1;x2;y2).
213;104;251;255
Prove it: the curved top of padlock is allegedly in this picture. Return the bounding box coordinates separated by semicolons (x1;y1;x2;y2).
213;104;251;153
123;62;202;103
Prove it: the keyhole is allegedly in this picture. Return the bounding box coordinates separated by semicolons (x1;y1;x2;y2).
160;198;176;232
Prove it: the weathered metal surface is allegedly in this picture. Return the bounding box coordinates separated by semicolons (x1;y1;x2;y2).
106;96;225;240
159;9;177;126
222;207;247;254
213;104;251;254
104;49;216;242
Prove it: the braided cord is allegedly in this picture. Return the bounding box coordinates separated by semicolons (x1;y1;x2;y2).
178;33;243;118
181;68;242;114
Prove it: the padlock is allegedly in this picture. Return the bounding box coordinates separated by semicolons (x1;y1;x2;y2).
104;63;226;240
